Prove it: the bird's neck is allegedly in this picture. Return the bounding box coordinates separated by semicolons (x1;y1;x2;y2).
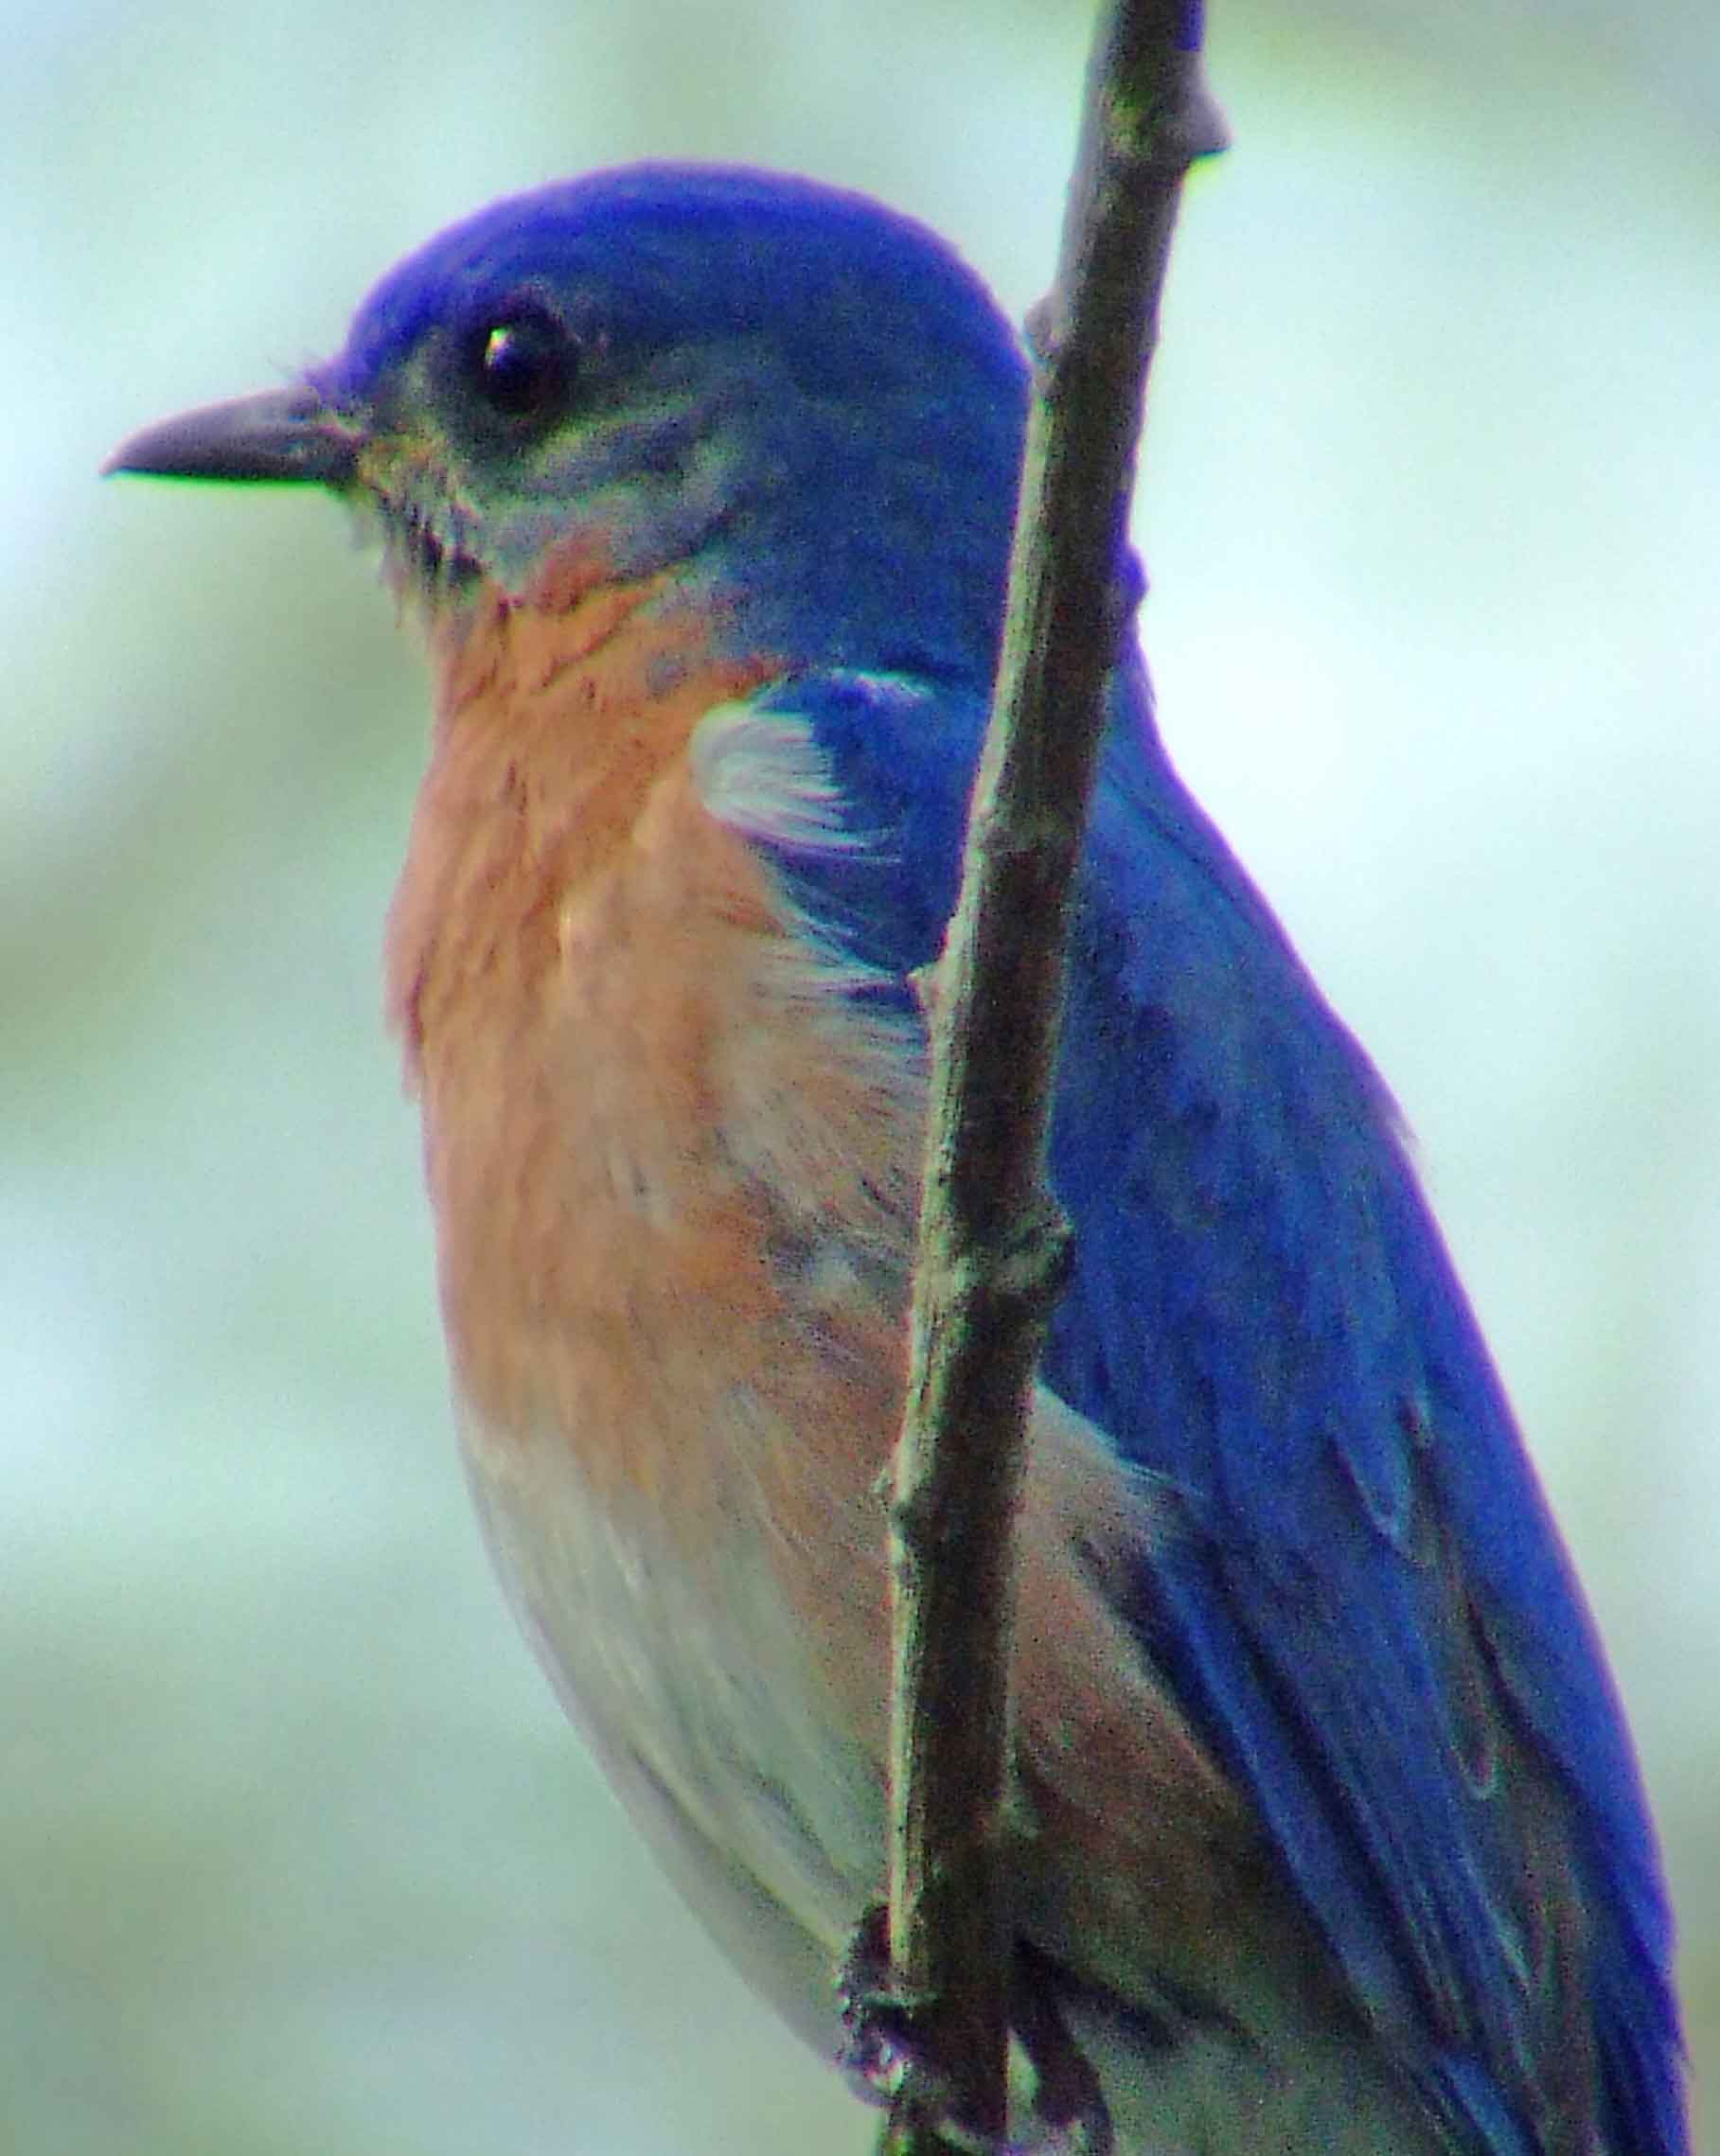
385;557;776;1073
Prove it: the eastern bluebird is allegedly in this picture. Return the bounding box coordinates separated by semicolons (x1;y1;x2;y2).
108;165;1685;2155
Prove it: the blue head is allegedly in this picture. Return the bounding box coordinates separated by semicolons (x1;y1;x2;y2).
112;164;1031;683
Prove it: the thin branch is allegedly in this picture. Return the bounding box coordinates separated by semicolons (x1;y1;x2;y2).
879;5;1226;2149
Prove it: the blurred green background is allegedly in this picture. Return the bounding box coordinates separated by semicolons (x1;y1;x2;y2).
5;2;1716;2150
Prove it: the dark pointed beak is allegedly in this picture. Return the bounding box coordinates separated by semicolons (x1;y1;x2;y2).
104;385;364;488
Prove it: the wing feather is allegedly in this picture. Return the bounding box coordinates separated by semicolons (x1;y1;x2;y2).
693;663;1683;2156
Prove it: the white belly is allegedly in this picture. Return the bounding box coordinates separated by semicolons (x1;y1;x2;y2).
459;1396;886;2052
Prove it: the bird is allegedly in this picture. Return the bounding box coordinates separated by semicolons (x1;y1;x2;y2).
108;163;1685;2155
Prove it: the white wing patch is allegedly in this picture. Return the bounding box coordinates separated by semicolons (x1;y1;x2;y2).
689;696;869;856
687;688;923;1092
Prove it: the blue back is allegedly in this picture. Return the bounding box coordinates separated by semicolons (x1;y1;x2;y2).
739;651;1683;2156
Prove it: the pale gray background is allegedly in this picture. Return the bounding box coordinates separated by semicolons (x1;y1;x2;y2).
6;3;1717;2151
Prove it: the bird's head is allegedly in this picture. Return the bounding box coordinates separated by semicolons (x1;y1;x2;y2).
109;164;1029;681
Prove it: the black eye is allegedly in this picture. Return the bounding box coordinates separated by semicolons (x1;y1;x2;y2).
460;305;577;424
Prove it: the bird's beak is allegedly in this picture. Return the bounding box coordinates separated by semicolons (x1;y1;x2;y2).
104;385;364;489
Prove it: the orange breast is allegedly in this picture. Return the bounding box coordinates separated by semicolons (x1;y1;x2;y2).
386;563;915;1658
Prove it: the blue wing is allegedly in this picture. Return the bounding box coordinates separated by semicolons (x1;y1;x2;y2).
693;662;1684;2156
